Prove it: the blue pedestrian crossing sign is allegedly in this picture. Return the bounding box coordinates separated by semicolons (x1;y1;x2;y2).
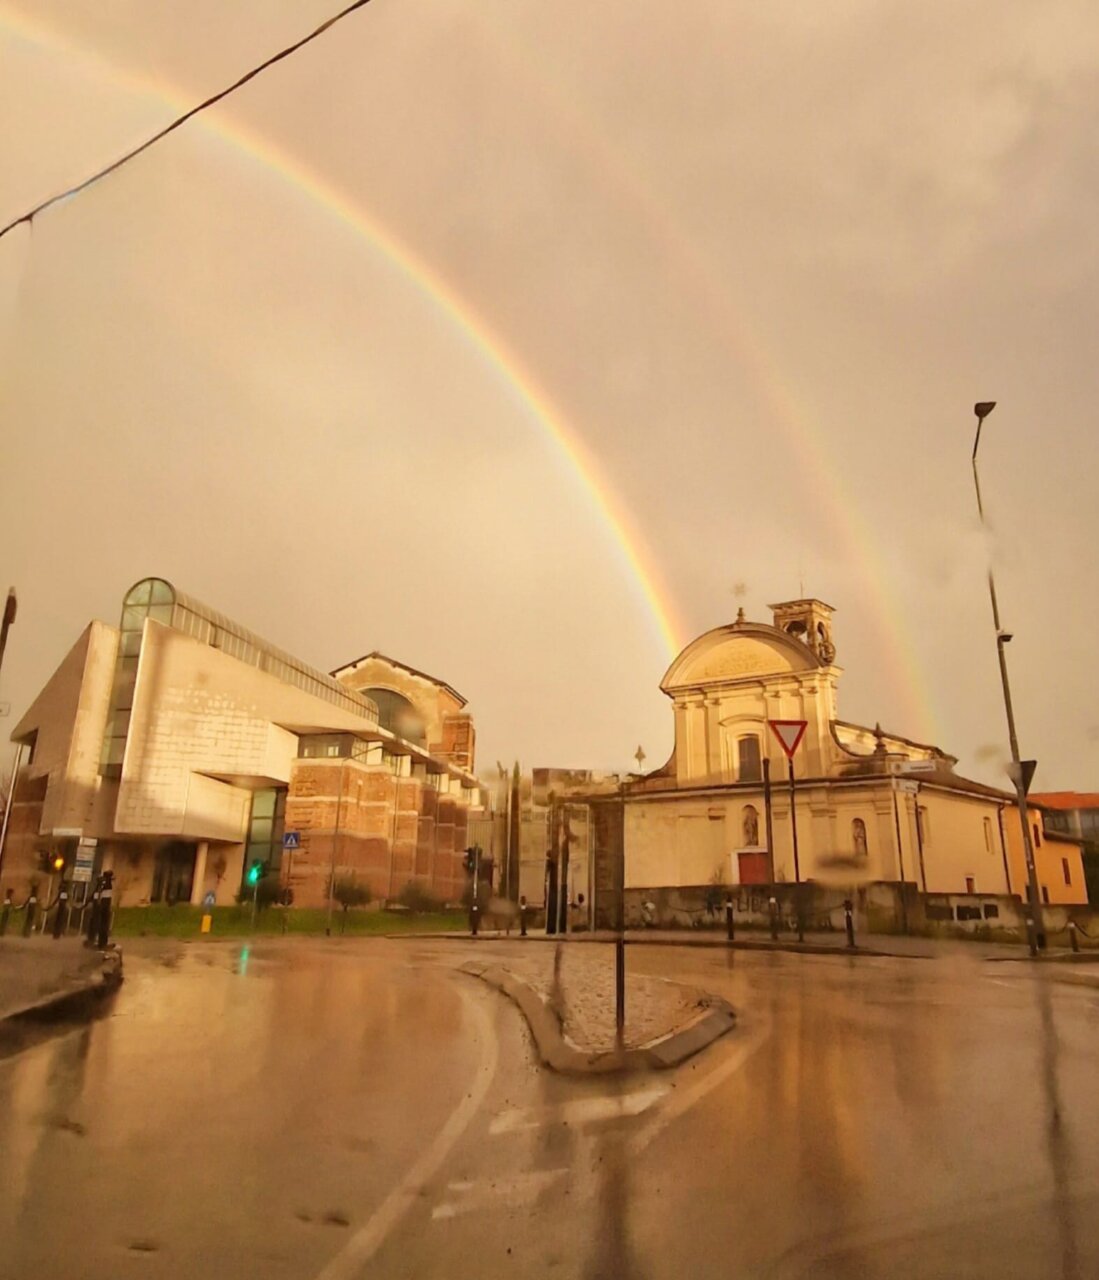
282;831;301;851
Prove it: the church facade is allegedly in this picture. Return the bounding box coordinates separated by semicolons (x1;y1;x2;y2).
622;598;1086;908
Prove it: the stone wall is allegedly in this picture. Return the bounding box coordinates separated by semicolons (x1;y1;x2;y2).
621;879;1099;946
283;758;471;909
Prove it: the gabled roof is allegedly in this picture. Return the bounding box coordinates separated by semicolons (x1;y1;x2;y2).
330;651;466;708
831;719;955;763
1031;792;1099;812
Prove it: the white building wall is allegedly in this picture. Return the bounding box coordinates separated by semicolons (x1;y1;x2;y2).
115;620;380;840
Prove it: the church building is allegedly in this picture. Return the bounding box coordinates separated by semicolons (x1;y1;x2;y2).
622;598;1085;908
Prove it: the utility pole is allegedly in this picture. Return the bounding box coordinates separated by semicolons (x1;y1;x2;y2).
890;776;909;934
762;757;775;883
615;795;626;1049
325;759;348;938
0;744;23;884
788;759;803;943
509;761;521;904
0;588;16;684
769;721;808;943
970;402;1045;953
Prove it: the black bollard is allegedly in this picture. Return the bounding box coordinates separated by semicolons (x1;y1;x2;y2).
725;896;735;942
22;894;37;937
52;886;69;939
1069;921;1080;954
85;879;101;946
0;892;12;936
519;895;528;937
470;901;480;937
844;897;856;949
95;873;113;949
769;895;779;941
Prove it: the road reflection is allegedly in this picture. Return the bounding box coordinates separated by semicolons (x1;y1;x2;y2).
583;1120;652;1280
1035;974;1080;1280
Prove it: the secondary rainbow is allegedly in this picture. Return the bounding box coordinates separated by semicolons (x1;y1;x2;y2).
469;15;940;741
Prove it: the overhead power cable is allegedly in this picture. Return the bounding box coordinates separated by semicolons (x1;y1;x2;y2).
0;0;375;243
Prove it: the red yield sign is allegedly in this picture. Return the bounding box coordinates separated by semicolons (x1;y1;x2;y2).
768;719;807;760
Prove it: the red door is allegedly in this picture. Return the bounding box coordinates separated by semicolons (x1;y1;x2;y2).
738;851;769;885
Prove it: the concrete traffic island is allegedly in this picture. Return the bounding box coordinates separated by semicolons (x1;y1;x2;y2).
460;946;735;1074
0;938;124;1032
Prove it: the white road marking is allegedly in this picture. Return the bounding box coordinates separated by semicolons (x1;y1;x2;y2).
489;1085;669;1136
445;1180;474;1192
629;1014;772;1157
431;1169;568;1221
314;983;499;1280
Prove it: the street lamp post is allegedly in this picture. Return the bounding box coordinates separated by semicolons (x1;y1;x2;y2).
970;401;1045;954
0;588;17;684
325;758;349;938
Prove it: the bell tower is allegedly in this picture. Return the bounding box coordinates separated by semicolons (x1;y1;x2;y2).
769;598;837;664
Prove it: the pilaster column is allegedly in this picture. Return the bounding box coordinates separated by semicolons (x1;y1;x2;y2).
190;840;209;905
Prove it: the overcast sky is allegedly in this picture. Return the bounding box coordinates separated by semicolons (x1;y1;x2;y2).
1;0;1096;787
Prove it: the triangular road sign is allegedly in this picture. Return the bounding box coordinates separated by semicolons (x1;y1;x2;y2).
1006;760;1038;796
768;719;808;760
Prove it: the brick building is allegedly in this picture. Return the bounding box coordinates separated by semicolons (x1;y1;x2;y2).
0;578;483;910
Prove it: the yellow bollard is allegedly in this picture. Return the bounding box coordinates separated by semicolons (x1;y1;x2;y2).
200;913;212;934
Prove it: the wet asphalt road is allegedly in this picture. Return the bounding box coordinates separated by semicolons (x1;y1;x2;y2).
1;937;1097;1280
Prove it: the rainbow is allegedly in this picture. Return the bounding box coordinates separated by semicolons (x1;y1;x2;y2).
0;6;938;740
0;6;684;661
469;14;939;741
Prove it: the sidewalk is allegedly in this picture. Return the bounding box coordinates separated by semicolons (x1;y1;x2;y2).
399;926;1045;962
0;937;123;1023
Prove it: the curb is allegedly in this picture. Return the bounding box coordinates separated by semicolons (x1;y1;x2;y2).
390;930;914;960
0;946;124;1029
459;960;736;1075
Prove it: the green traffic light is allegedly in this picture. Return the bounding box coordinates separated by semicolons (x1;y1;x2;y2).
247;862;261;886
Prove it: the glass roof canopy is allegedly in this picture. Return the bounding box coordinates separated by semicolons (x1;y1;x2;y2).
120;578;379;724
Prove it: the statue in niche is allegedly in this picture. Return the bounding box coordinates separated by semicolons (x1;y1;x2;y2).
817;623;836;664
743;805;760;847
852;818;868;858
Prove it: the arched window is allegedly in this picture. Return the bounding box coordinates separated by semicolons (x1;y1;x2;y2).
852;818;868;857
742;805;760;847
737;735;762;782
101;578;178;776
363;688;426;744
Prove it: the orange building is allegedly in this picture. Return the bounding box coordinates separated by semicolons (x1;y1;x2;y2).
1001;803;1087;906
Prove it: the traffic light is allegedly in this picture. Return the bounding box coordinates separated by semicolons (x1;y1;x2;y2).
246;860;264;887
463;847;477;875
52;854;65;872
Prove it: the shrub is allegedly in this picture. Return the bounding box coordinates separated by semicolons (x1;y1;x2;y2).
330;876;372;933
332;876;372;910
235;874;284;910
394;880;443;914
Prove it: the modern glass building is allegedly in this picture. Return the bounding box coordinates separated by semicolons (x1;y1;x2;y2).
4;577;483;911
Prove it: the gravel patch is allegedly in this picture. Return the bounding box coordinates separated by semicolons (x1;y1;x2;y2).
490;943;707;1052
